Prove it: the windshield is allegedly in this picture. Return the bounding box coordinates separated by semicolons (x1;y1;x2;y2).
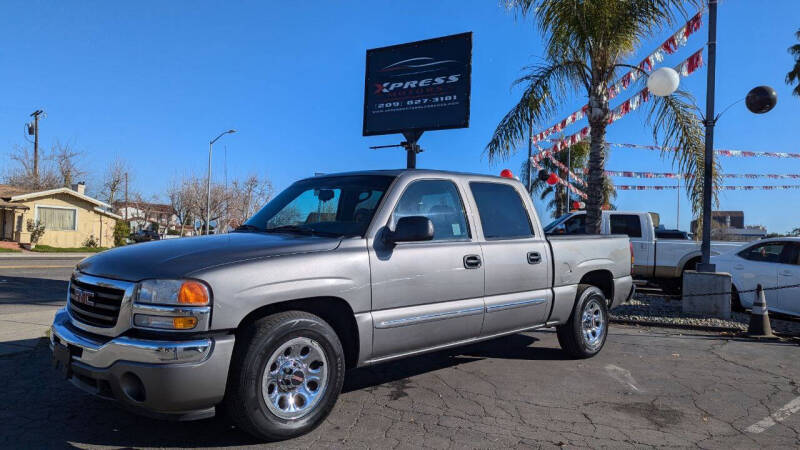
241;175;394;238
543;213;573;233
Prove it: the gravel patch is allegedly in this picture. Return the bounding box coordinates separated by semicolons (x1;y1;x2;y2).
611;292;800;336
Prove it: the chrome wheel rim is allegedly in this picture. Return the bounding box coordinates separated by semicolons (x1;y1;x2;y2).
261;337;328;420
581;298;605;350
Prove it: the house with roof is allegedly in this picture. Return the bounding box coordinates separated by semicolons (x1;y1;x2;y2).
0;182;121;249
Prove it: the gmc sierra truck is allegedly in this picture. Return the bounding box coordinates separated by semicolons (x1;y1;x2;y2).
51;169;634;441
544;210;742;293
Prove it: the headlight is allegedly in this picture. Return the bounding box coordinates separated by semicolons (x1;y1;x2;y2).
132;279;211;332
135;279;210;306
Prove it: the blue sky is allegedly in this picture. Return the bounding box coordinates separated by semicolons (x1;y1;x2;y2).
2;1;799;233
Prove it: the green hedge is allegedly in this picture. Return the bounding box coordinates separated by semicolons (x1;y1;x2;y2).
31;245;109;253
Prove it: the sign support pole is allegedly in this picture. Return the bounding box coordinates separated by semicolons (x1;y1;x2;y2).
402;130;423;169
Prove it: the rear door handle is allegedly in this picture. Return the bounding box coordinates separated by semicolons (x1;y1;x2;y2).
780;270;794;277
527;252;542;265
463;255;482;269
733;264;744;270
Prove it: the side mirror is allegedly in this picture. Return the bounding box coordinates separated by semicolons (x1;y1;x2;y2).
386;216;434;244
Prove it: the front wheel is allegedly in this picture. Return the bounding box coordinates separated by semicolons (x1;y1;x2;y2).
557;285;609;358
224;311;345;441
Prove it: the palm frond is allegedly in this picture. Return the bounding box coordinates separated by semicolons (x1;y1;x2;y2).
787;29;800;97
486;60;585;162
646;89;721;216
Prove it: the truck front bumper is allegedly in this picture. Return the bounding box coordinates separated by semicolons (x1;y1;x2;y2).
50;308;234;420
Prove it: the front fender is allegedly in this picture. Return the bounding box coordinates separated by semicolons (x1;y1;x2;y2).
192;240;371;330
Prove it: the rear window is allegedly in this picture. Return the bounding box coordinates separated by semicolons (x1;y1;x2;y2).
469;182;534;240
610;214;642;238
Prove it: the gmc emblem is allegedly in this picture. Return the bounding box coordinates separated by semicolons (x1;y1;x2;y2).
73;288;95;307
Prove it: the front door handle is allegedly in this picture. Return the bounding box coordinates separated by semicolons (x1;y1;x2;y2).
733;264;744;270
780;270;794;277
463;254;482;269
527;252;542;265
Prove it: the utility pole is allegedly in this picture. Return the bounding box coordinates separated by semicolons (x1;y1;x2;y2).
29;110;44;184
124;172;129;220
698;0;717;272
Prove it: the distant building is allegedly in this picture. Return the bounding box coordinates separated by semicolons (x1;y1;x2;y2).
113;201;182;234
0;182;120;248
690;211;767;242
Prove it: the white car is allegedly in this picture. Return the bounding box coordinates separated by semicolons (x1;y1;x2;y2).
712;237;800;317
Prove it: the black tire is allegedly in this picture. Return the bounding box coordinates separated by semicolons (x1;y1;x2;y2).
557;285;609;358
224;311;345;441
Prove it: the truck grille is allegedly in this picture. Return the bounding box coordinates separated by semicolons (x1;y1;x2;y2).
68;278;125;328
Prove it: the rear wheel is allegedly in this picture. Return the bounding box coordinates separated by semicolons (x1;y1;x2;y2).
224;311;345;441
557;285;609;358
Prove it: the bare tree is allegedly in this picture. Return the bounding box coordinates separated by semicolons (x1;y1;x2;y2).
167;178;193;236
225;174;273;230
3;144;59;190
49;141;85;188
101;157;129;204
167;172;273;234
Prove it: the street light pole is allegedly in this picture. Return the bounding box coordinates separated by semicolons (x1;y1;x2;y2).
698;0;717;272
206;130;236;235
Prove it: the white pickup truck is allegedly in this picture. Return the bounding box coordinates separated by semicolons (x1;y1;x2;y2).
544;211;742;293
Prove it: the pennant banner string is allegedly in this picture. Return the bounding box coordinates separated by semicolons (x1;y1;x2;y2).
616;185;800;191
605;142;800;159
531;47;705;165
601;170;800;179
530;11;703;145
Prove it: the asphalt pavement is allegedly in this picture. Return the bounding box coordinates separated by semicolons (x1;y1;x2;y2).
1;260;799;448
0;257;77;355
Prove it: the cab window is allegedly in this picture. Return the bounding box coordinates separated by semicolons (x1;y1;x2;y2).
610;214;642;238
391;180;470;241
469;182;534;240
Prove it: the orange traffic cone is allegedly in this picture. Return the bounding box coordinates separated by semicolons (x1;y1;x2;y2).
747;284;775;338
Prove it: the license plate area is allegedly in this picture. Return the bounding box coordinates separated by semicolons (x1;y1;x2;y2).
52;340;73;379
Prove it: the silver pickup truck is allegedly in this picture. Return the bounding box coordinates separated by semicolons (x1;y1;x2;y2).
51;169;633;441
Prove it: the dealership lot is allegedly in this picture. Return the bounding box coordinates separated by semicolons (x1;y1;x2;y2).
1;262;799;448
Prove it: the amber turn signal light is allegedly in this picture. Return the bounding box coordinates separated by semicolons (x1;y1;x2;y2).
178;281;209;305
172;317;198;330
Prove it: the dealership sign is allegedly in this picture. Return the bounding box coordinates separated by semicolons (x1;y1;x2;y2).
363;32;472;136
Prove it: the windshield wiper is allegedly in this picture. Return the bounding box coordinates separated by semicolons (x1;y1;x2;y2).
234;224;262;232
263;225;344;238
263;225;316;235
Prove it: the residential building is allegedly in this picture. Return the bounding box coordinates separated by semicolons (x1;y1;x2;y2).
113;201;182;234
0;183;120;248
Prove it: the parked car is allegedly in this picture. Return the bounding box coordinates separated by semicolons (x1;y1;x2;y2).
544;211;742;294
712;237;800;316
130;229;160;242
50;169;634;441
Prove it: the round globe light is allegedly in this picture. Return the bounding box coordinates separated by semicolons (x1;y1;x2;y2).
647;67;680;97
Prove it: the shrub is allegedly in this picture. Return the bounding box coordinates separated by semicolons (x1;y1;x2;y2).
26;219;46;244
83;235;99;248
113;221;130;247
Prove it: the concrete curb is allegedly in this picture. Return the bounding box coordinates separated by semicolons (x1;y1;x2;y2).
0;253;93;259
611;318;742;333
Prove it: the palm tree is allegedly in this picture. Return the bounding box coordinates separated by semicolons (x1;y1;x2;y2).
520;140;616;218
488;0;713;234
787;29;800;97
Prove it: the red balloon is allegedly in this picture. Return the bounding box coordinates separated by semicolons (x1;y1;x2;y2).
546;173;558;185
500;169;513;178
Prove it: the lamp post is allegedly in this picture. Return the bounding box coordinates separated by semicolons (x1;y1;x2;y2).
206;129;236;235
